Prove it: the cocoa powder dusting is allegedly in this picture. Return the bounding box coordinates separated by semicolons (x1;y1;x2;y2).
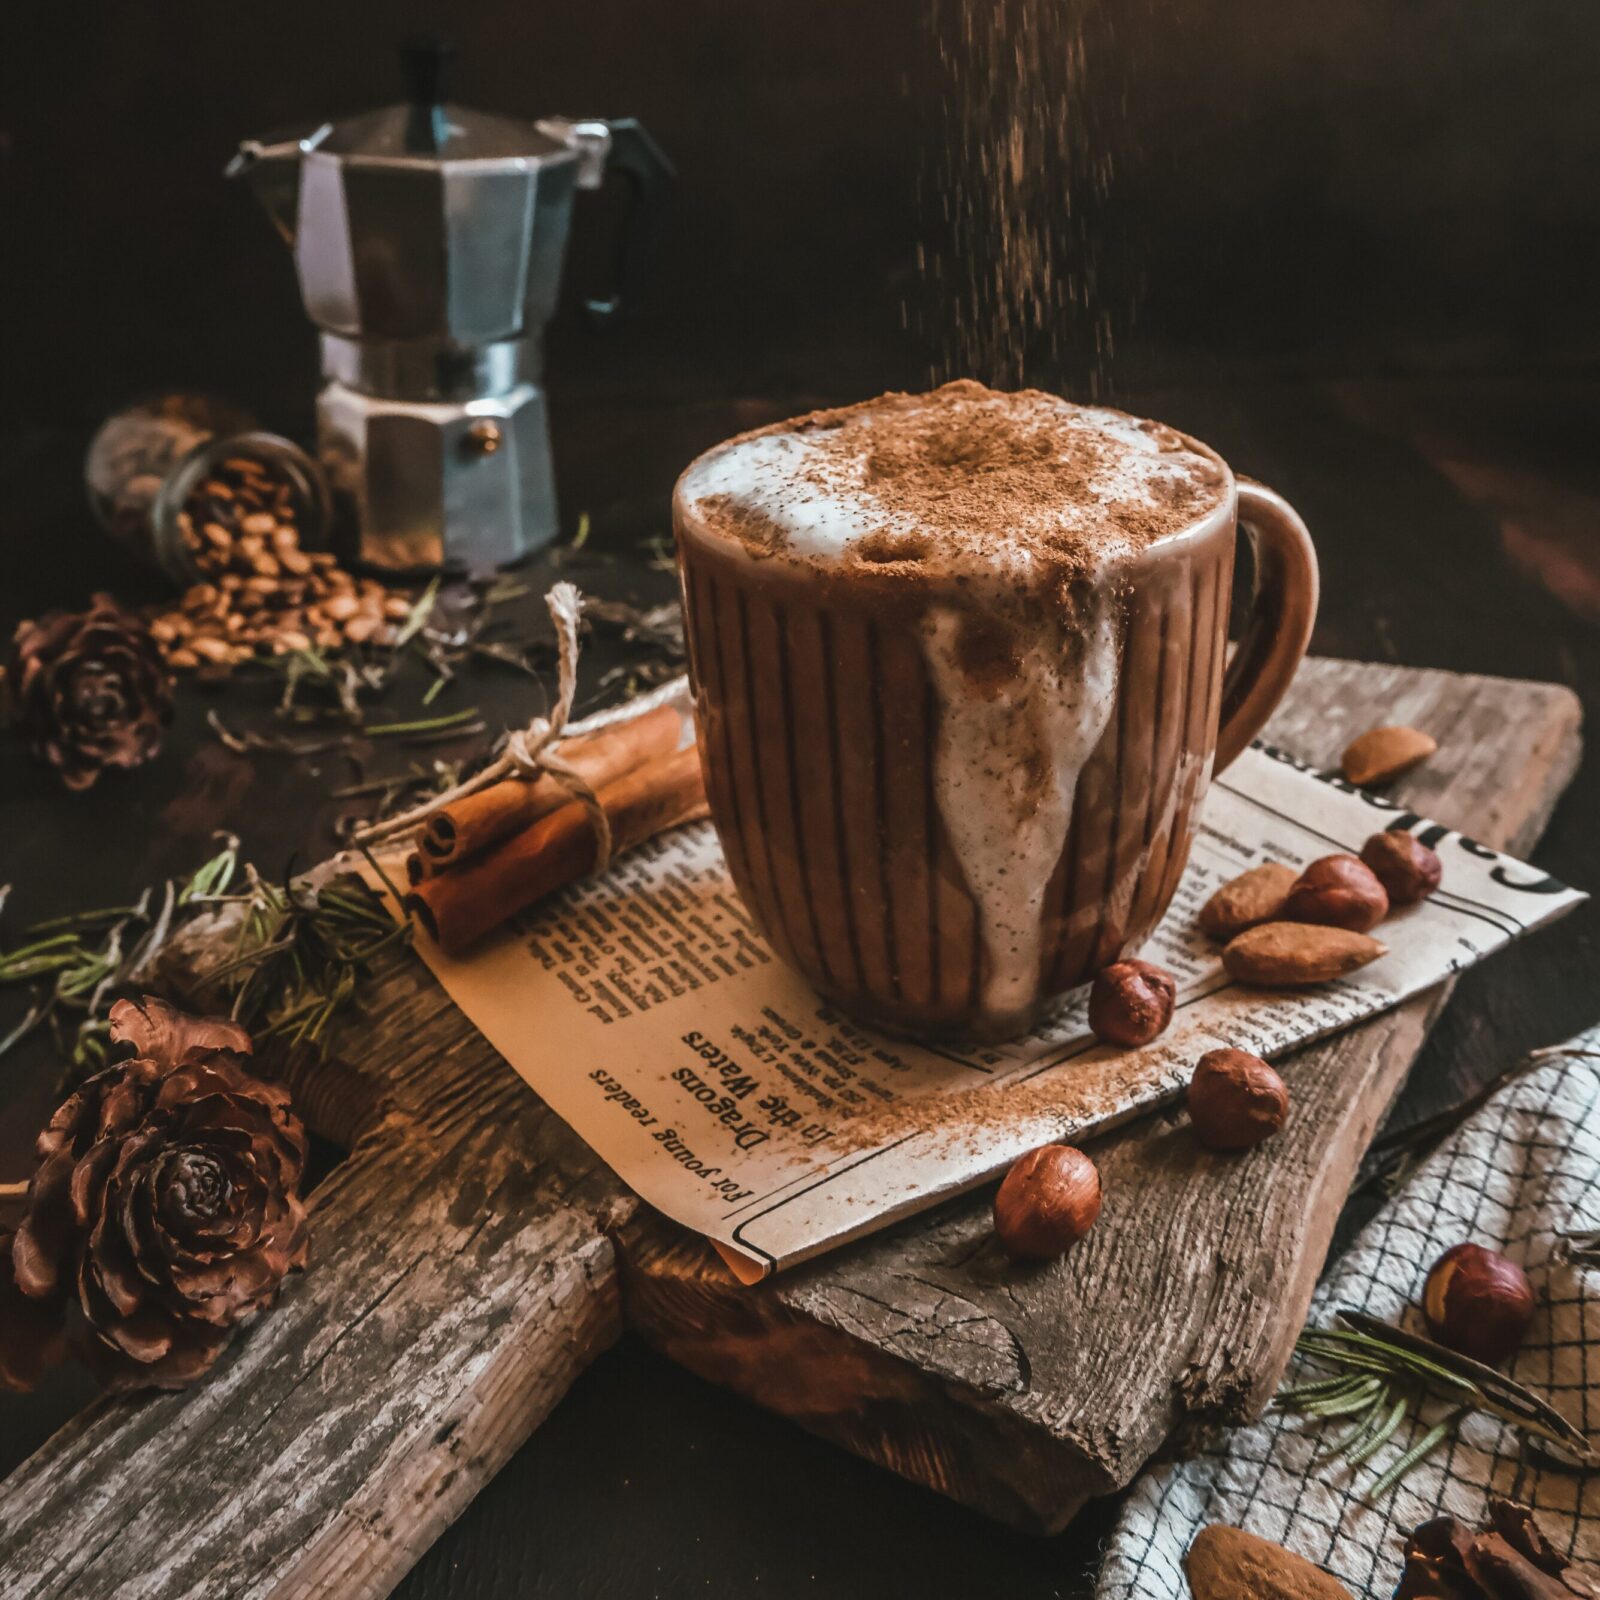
685;381;1227;579
825;1030;1194;1159
692;492;788;554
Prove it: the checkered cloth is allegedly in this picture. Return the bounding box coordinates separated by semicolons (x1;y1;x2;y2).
1097;1025;1600;1598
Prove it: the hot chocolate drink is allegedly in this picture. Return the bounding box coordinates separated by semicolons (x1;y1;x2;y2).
674;382;1317;1039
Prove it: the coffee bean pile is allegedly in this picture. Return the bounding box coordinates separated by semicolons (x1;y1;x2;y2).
146;457;412;672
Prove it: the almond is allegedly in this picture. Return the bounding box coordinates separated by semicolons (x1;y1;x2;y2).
1186;1526;1355;1600
1222;921;1386;986
1340;724;1437;787
1199;862;1298;941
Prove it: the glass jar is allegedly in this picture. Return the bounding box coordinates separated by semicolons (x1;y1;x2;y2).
85;394;333;586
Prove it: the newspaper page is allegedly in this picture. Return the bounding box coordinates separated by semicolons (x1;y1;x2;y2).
394;742;1584;1282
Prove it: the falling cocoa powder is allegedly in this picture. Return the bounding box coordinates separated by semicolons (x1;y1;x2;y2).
918;0;1128;394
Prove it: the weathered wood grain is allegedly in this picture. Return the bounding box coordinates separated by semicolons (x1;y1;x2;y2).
0;971;636;1600
0;659;1581;1592
618;658;1584;1532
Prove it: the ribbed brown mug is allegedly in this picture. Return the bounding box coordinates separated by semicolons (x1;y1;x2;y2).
673;415;1317;1041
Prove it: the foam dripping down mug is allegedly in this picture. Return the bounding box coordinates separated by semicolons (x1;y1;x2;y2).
673;382;1318;1040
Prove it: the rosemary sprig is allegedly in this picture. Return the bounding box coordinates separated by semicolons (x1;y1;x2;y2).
1367;1408;1467;1501
0;844;239;1077
201;574;547;763
275;646;376;723
391;576;440;651
1340;1310;1595;1458
207;711;356;758
202;870;407;1048
0;838;404;1088
363;707;482;738
1277;1307;1598;1501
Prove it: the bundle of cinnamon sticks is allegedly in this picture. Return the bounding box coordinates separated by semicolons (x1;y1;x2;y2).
404;704;708;954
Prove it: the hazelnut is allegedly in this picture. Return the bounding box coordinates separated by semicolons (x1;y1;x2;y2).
1187;1048;1289;1151
1359;830;1442;906
1088;958;1177;1047
1282;854;1389;932
1422;1243;1535;1366
993;1145;1102;1260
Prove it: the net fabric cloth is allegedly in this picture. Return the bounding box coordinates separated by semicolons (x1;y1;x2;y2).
1097;1023;1600;1598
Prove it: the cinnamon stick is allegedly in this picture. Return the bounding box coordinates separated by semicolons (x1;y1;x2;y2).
407;745;709;954
419;704;683;867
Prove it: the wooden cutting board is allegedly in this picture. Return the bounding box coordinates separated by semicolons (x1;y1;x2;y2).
0;658;1581;1595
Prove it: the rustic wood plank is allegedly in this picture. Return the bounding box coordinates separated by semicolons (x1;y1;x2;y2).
0;658;1581;1592
617;658;1583;1532
0;968;637;1600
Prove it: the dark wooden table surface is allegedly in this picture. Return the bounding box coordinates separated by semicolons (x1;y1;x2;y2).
2;374;1596;1598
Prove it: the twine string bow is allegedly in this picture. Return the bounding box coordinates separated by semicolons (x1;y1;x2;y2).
351;582;686;867
493;584;613;873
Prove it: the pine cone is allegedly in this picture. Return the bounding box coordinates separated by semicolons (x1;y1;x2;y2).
3;594;173;790
0;1230;67;1392
8;997;310;1391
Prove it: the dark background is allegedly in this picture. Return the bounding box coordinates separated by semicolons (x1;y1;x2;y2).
4;3;1600;1597
6;0;1600;432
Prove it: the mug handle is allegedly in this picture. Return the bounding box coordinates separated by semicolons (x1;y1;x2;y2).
1213;478;1320;773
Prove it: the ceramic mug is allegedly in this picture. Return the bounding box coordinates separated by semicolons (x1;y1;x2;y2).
674;400;1318;1039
